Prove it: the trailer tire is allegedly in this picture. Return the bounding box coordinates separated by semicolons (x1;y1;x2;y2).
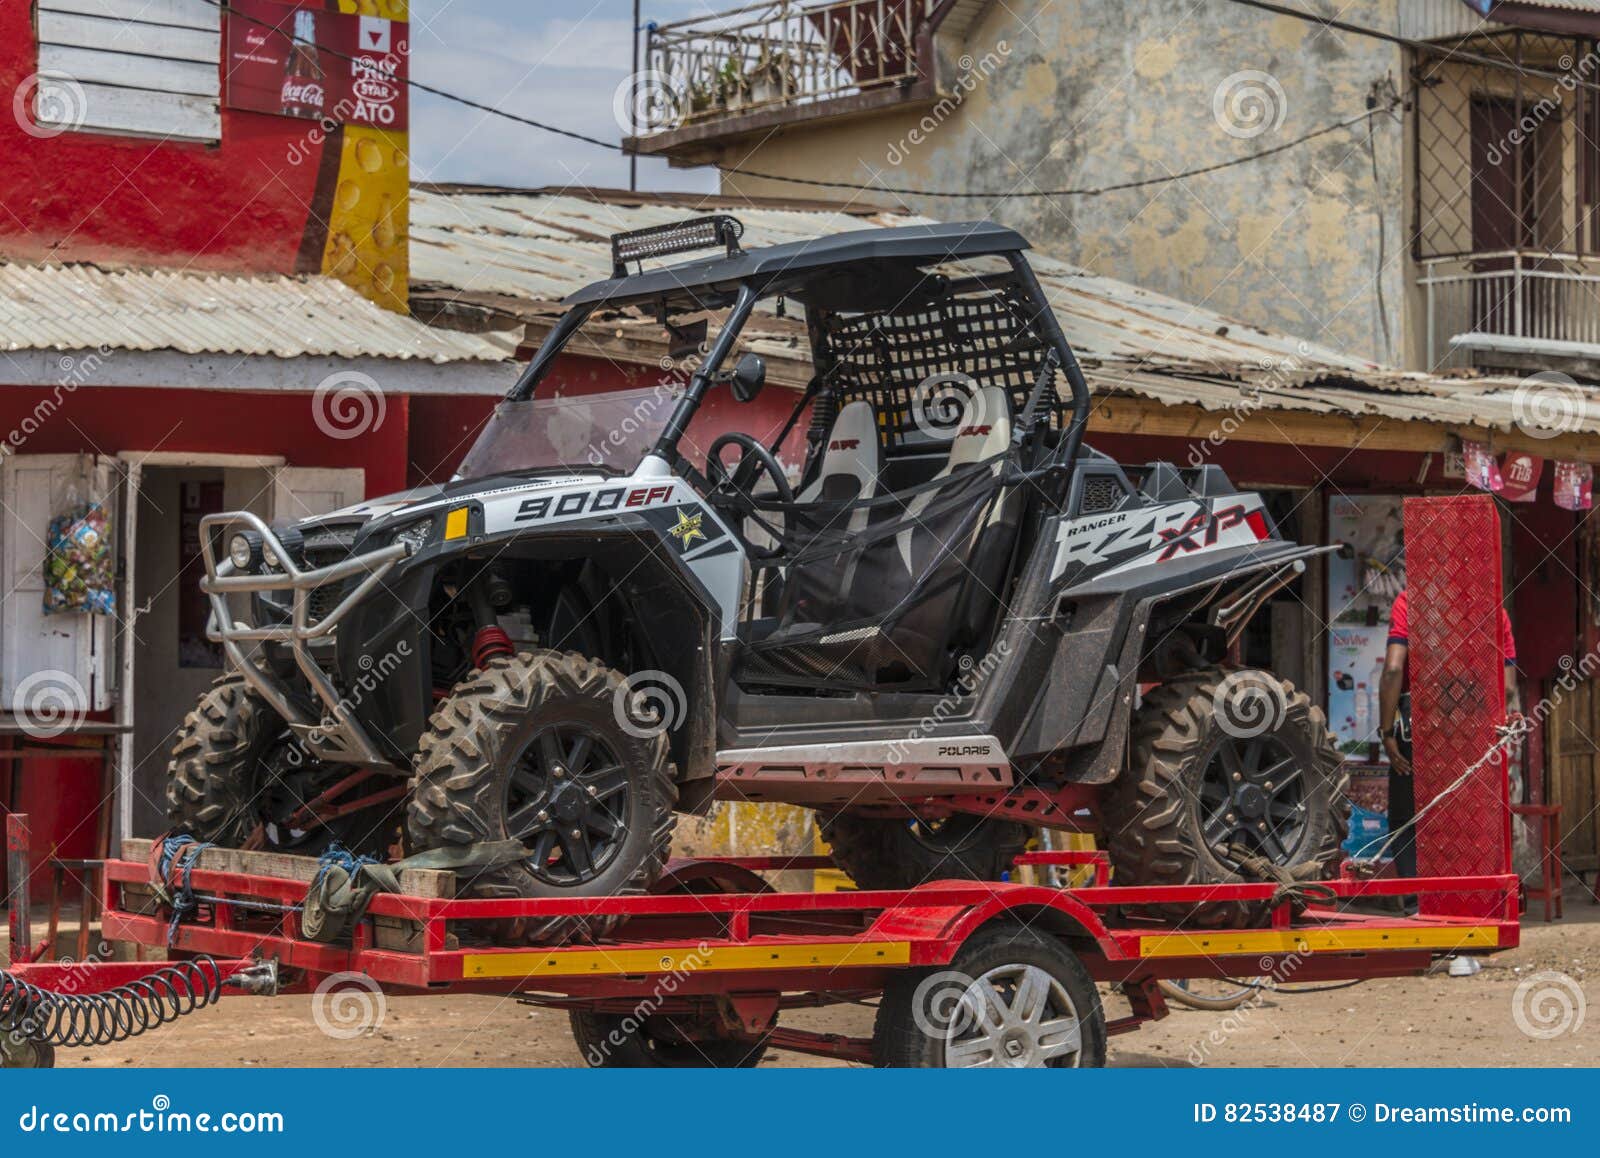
820;812;1029;890
0;1033;55;1069
568;1010;768;1068
872;922;1105;1068
1103;668;1348;929
407;651;677;946
165;675;396;856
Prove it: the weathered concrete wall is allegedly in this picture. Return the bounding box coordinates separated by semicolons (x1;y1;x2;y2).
717;0;1409;365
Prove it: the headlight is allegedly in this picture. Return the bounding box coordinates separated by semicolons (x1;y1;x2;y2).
392;518;435;555
228;531;262;571
269;525;304;570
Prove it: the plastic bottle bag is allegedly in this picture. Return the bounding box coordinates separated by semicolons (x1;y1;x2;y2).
44;486;115;615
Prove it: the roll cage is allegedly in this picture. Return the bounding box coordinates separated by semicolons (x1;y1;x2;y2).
501;216;1094;504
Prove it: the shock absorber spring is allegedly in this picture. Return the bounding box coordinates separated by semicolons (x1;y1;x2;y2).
471;625;515;669
0;956;224;1049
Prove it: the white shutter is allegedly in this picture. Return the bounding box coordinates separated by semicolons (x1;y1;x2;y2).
271;467;366;522
34;0;222;142
0;453;114;711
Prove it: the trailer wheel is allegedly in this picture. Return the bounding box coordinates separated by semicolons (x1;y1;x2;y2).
820;812;1029;890
872;922;1106;1068
1104;668;1348;928
0;1033;55;1069
407;651;677;946
568;1010;768;1068
165;675;397;856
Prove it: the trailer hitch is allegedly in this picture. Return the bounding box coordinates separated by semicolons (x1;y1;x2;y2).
223;958;281;997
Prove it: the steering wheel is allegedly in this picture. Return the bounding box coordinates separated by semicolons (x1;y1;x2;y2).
705;432;794;505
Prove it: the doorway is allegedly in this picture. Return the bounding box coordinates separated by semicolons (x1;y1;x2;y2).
118;458;366;840
1469;96;1562;336
126;464;274;837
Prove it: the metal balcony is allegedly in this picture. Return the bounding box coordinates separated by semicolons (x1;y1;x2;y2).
1418;251;1600;372
628;0;986;160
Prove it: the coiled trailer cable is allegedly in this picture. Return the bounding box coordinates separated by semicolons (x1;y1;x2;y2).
0;955;224;1049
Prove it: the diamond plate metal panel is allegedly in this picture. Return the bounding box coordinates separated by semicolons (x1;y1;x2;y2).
1404;496;1512;918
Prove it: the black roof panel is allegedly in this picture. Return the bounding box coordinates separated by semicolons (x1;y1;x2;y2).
564;220;1029;307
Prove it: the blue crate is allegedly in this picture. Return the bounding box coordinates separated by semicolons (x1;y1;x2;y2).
1342;804;1388;857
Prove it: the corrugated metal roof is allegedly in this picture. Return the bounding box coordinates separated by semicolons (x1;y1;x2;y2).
0;261;511;363
409;185;1600;441
411;187;1368;375
1405;0;1600;40
1097;365;1598;438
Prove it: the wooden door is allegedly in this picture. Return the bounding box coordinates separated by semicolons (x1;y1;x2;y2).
1547;677;1600;872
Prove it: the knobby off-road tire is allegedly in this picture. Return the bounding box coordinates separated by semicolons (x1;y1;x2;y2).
819;812;1029;891
407;651;677;946
567;1010;768;1068
165;675;396;856
1103;667;1348;929
872;922;1106;1068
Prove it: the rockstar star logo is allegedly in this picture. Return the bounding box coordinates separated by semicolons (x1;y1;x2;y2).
668;507;706;548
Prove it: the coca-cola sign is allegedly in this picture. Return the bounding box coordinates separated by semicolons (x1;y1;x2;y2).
226;0;409;130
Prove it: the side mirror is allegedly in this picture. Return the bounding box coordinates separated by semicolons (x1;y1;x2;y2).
729;352;766;403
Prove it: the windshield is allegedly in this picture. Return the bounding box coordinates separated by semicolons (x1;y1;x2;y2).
456;384;681;480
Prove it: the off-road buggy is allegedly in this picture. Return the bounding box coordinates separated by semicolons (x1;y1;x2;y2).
168;216;1346;942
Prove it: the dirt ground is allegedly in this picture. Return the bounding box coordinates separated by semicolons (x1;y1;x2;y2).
13;889;1595;1069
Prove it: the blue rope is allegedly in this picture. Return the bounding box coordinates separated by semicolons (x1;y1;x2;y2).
158;835;214;947
312;843;378;893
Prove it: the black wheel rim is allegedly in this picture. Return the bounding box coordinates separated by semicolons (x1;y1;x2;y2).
506;724;629;886
1197;733;1309;864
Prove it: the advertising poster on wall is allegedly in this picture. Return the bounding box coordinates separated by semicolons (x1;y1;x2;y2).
1327;495;1405;763
226;1;409;130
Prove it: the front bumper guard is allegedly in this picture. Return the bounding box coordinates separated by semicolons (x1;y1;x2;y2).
199;510;410;766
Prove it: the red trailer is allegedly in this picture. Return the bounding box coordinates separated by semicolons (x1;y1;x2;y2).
1;815;1519;1070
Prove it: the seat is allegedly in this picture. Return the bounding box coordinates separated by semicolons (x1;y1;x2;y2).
797;400;879;516
888;386;1022;664
895;386;1013;574
740;402;880;647
740;388;1022;690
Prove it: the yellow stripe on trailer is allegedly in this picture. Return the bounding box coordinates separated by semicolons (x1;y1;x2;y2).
463;940;913;980
1138;926;1499;959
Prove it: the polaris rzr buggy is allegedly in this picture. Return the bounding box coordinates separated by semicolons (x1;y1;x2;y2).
169;216;1346;941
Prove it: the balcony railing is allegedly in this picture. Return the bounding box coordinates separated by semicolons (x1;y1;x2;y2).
1418;251;1600;369
637;0;938;136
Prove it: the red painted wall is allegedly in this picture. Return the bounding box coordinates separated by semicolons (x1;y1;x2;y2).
0;4;325;271
0;384;410;496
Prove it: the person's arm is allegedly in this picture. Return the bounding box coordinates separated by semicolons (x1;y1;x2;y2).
1379;642;1410;775
1500;608;1520;714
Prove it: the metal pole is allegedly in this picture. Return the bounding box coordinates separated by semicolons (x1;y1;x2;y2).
630;0;641;192
7;813;32;965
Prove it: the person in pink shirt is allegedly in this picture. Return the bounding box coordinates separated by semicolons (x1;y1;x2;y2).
1377;589;1517;879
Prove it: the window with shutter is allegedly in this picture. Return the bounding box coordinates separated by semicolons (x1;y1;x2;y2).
32;0;221;143
0;454;115;714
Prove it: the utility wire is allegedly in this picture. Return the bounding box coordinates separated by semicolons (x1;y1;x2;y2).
717;107;1392;198
1221;0;1600;97
201;0;621;151
200;0;1395;200
203;0;1577;200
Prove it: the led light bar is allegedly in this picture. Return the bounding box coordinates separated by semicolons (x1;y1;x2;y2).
610;214;745;277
